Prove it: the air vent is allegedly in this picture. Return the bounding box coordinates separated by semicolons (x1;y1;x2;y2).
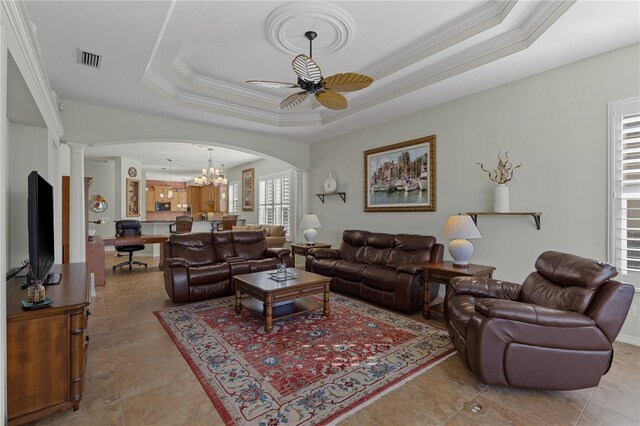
77;49;102;69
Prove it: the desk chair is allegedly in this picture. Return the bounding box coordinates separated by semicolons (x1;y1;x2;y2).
217;215;238;231
170;215;193;234
113;220;147;271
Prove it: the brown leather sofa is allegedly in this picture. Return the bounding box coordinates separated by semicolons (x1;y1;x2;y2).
232;224;287;248
163;230;292;303
305;230;444;313
446;251;634;390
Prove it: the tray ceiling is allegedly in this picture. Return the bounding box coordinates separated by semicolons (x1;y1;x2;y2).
24;1;640;143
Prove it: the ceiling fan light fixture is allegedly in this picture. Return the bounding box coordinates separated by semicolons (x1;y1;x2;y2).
247;31;373;111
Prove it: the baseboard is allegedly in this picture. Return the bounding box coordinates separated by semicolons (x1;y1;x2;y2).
616;333;640;346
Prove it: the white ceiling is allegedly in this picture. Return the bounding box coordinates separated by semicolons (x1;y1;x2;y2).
85;142;261;181
25;1;640;144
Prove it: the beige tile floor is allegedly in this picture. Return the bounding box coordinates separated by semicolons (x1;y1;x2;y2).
29;256;640;426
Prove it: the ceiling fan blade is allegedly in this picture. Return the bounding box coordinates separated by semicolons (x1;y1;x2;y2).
246;80;300;89
323;73;374;92
292;55;323;84
279;91;309;110
315;90;347;110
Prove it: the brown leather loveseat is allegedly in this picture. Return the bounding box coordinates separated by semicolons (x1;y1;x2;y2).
163;231;292;303
446;251;634;390
306;230;444;313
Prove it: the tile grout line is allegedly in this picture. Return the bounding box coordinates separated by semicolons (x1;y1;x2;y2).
441;383;488;424
573;387;596;425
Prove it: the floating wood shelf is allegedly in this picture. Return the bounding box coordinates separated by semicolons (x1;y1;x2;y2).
466;212;542;230
316;192;346;203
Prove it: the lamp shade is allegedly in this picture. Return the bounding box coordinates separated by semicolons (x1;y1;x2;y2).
300;214;322;229
441;215;481;239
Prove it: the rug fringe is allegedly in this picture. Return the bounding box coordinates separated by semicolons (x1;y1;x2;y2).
325;351;458;426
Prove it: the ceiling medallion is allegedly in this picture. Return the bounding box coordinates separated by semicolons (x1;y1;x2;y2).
265;2;356;56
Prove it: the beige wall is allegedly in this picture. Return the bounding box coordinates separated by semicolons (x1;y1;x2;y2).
309;44;640;344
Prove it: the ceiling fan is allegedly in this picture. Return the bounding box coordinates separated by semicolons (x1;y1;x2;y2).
247;31;374;111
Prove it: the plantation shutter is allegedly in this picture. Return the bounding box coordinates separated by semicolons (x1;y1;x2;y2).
228;182;239;213
609;99;640;286
258;173;292;238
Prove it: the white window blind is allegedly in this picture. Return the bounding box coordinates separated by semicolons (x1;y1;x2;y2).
228;182;239;214
609;99;640;286
258;174;291;239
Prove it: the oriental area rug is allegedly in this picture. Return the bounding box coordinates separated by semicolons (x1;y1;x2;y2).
154;294;455;426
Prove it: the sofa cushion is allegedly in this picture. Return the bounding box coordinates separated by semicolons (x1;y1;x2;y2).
334;260;367;281
340;230;370;262
169;233;216;266
268;225;285;237
233;231;267;260
361;233;394;265
188;263;230;286
385;234;435;269
520;272;596;314
534;251;617;289
361;265;397;292
212;232;236;260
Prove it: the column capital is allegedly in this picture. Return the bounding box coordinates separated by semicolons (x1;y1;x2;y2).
65;141;87;152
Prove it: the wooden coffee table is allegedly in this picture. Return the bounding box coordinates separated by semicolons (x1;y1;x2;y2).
233;269;331;334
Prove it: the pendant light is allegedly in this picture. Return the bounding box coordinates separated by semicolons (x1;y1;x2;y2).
159;167;166;200
166;159;174;200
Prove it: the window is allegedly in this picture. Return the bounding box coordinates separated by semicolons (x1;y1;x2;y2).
609;98;640;287
228;182;239;213
258;173;291;239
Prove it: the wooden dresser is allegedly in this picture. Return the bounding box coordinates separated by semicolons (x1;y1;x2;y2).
6;263;91;425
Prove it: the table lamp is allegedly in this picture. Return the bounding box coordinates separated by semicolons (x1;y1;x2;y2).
441;214;482;268
300;214;322;245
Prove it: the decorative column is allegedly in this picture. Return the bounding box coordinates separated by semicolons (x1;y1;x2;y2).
67;142;87;262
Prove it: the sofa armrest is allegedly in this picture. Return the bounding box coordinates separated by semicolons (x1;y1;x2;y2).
163;258;190;303
449;276;521;300
430;243;444;263
225;256;245;264
475;299;595;327
397;264;424;275
164;257;190;268
308;248;341;259
265;248;291;260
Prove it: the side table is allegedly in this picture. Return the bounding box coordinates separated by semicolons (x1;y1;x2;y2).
289;242;332;266
423;261;496;319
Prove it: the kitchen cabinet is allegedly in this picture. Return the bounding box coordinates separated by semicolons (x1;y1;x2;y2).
154;186;168;202
187;186;201;213
146;190;155;211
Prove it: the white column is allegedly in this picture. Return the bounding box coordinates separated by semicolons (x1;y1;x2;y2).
50;134;62;264
67;142;87;262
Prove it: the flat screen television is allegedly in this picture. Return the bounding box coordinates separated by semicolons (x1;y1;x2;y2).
28;171;59;284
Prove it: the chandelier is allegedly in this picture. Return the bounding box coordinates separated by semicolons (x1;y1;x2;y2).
193;148;227;187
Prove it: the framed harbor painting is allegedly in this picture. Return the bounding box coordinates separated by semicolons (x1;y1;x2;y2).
364;135;436;212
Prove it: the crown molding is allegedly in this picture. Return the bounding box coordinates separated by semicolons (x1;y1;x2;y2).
265;2;356;56
143;0;574;128
321;0;576;124
142;69;322;127
2;0;65;140
172;58;282;104
367;0;517;79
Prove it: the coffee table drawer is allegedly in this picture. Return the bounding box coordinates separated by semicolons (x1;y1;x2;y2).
272;283;326;301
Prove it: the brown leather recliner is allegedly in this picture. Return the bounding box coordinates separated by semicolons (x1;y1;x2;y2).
446;251;634;390
163;230;292;303
306;230;444;313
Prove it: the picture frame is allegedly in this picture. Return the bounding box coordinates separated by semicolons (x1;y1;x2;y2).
126;178;140;217
242;168;255;211
364;135;436;212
